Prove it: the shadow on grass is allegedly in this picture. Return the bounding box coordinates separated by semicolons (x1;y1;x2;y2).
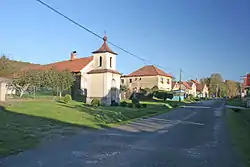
0;105;96;157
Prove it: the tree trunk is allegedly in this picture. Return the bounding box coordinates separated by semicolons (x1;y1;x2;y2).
59;92;62;99
19;90;24;98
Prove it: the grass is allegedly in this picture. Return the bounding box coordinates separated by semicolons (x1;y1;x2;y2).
226;99;246;107
227;108;250;167
0;99;179;157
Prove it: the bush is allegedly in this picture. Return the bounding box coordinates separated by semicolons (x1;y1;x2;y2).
142;103;147;108
111;100;119;106
135;103;141;108
120;101;127;107
91;98;101;107
128;103;133;108
132;97;140;105
154;91;174;101
63;94;72;104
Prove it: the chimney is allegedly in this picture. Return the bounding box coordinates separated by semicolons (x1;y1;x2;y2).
70;51;77;60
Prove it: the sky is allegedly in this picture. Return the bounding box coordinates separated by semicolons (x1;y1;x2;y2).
1;0;250;81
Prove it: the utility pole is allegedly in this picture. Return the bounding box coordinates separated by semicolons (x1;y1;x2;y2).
179;68;182;102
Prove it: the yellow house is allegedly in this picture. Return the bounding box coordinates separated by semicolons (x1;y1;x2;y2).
121;65;173;92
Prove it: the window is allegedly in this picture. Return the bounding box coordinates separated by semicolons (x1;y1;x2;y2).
110;57;112;67
129;79;132;83
99;56;102;67
121;79;124;84
135;78;137;81
160;77;164;84
167;79;170;84
139;78;141;80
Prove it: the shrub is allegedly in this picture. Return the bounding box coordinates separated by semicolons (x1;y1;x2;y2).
91;98;101;107
154;91;174;101
128;103;133;108
132;98;140;105
232;108;241;112
135;103;141;108
111;100;119;106
142;103;147;108
120;101;127;107
63;94;72;104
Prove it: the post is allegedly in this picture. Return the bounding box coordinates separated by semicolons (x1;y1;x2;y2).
179;69;182;102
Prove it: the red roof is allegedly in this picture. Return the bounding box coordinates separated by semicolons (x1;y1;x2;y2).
187;81;194;88
191;79;200;85
125;65;172;78
24;56;93;73
182;81;191;89
92;36;117;55
196;84;204;92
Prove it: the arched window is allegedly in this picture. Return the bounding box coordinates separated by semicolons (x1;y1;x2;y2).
110;57;112;68
99;56;102;67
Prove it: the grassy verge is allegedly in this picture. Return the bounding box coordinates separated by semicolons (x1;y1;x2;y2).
226;99;246;107
226;108;250;167
0;99;177;157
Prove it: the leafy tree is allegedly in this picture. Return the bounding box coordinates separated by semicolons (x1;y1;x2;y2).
0;55;13;77
225;80;240;98
209;73;224;97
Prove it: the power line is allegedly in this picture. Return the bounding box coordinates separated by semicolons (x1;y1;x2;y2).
35;0;169;71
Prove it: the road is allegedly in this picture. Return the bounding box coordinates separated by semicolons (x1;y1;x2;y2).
0;100;243;167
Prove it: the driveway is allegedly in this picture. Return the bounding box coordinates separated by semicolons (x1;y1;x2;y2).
0;100;243;167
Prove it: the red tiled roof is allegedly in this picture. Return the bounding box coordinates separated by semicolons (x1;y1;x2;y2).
125;65;172;78
38;56;93;73
191;79;200;85
196;84;204;92
182;81;191;89
87;69;121;75
187;81;194;87
92;36;117;55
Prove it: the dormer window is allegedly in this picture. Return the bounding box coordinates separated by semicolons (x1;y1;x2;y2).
110;57;112;67
99;56;102;67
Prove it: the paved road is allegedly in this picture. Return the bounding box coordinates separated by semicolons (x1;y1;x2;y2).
0;100;243;167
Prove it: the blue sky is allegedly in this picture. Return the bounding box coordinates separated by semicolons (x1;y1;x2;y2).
1;0;250;81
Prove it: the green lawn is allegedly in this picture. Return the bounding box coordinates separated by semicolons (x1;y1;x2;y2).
226;99;246;107
227;108;250;167
0;99;178;157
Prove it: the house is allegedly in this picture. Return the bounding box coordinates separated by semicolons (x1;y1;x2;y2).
172;81;193;96
25;35;121;105
187;81;197;97
121;65;173;92
0;77;10;102
191;80;209;97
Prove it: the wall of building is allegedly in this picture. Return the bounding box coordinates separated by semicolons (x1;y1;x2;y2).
0;82;7;102
121;76;158;91
92;52;117;70
157;76;172;91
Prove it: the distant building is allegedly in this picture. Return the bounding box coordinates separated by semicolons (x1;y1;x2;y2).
121;65;173;92
191;79;209;98
0;77;10;102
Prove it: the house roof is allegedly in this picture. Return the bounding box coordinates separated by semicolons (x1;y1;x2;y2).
187;81;194;87
182;81;191;89
125;65;172;78
92;36;117;55
23;56;93;73
196;84;205;92
191;79;200;85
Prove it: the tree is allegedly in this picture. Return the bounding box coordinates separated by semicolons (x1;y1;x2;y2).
225;80;239;98
12;70;42;97
0;55;13;77
209;73;224;97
